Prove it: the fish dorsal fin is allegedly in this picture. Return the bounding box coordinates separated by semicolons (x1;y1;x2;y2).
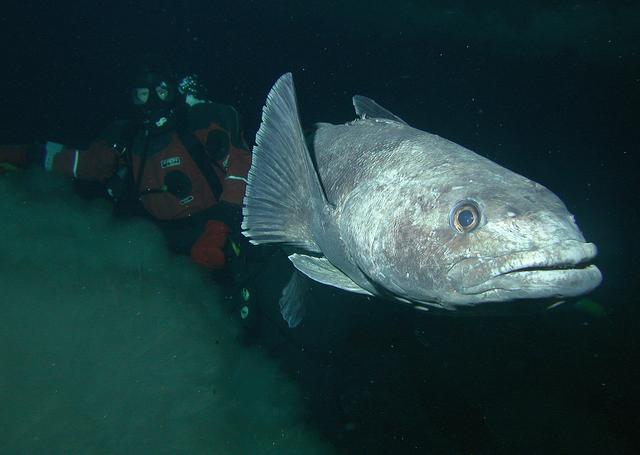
352;95;407;125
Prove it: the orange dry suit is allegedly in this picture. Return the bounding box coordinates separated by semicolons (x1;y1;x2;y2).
0;102;251;270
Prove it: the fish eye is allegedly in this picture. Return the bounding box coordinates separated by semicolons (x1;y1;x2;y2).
450;201;480;233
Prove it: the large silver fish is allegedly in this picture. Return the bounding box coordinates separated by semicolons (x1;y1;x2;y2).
242;73;602;318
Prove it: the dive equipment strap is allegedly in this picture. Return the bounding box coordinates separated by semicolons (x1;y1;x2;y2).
176;127;224;202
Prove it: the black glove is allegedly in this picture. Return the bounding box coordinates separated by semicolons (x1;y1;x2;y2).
214;201;243;233
0;143;43;170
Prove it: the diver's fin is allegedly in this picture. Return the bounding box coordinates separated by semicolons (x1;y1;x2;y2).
278;269;310;328
289;253;374;296
242;73;326;252
352;95;408;124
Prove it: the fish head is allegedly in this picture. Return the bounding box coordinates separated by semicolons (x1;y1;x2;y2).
351;143;602;310
440;173;602;307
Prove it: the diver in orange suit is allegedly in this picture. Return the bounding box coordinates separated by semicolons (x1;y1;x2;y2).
1;61;252;273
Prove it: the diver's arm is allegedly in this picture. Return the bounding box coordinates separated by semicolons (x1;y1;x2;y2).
219;146;250;207
39;139;119;181
0;143;36;171
0;138;119;181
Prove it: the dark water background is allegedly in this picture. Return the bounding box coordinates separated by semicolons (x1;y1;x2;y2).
1;1;638;453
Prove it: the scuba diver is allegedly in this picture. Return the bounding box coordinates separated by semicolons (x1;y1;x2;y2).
0;57;265;328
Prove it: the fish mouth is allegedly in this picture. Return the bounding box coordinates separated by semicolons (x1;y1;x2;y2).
449;240;602;300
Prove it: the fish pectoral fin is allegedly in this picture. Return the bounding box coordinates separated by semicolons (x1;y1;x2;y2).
289;253;373;296
352;95;408;125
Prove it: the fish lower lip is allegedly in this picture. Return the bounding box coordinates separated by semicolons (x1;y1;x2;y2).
450;241;601;297
461;264;602;297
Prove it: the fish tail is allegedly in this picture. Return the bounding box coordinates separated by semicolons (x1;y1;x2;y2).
241;73;324;252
